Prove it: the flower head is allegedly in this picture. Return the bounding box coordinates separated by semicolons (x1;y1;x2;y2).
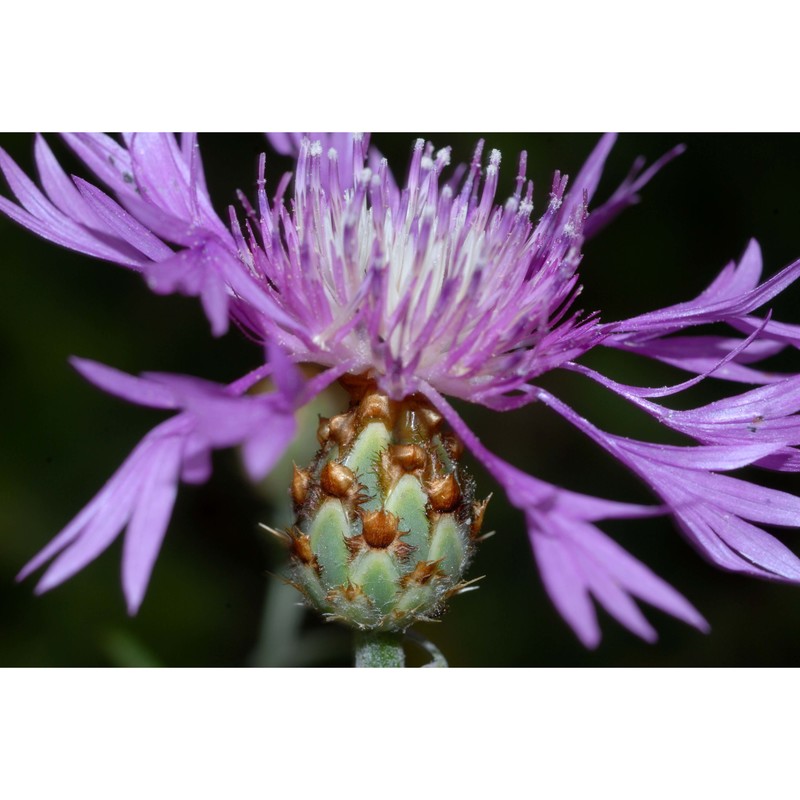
4;132;800;647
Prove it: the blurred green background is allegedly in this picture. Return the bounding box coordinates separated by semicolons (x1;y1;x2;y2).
2;132;800;667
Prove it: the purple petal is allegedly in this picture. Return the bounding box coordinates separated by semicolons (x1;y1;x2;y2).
143;244;230;337
650;464;800;528
61;133;138;197
17;433;147;582
180;440;213;484
612;240;800;337
0;146;146;268
267;339;304;405
608;334;788;385
560;134;617;222
537;388;800;582
122;433;184;613
675;503;800;581
566;519;707;635
266;132;299;156
419;381;706;645
731;315;800;348
33;435;155;593
531;498;707;647
34;134;103;229
530;524;601;647
242;416;297;479
70;357;178;409
74;178;174;262
571;364;800;459
180;133;209;196
702;238;763;299
127;133;229;241
18;357;319;610
584;144;686;238
617;440;782;472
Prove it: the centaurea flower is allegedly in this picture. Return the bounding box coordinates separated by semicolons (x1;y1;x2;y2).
3;132;800;651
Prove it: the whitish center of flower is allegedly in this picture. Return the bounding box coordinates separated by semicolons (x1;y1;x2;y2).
254;135;592;400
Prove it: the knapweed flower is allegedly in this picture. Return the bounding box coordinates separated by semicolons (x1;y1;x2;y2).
4;132;800;647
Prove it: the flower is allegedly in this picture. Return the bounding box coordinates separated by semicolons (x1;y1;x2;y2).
3;132;800;646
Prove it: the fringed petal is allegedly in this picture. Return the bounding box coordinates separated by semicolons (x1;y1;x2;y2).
609;240;800;338
537;389;800;583
419;381;707;646
17;349;323;611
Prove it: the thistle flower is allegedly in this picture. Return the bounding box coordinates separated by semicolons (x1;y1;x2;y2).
4;132;800;650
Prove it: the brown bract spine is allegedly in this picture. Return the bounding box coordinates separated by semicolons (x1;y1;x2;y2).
338;372;374;401
358;391;393;424
320;461;356;498
291;465;311;507
427;473;461;512
327;582;364;604
417;405;443;434
361;509;402;548
390;444;427;472
400;559;444;587
328;412;356;447
470;496;491;539
441;433;464;460
317;417;331;445
288;374;484;631
289;529;315;566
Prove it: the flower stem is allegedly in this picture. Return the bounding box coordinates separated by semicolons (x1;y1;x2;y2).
354;631;405;667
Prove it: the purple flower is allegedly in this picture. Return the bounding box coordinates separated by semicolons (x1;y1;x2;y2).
4;132;800;647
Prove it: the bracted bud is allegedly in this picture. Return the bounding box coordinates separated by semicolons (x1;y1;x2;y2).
282;377;488;631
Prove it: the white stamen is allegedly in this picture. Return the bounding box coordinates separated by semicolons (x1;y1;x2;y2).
309;140;322;157
328;147;338;160
414;138;425;152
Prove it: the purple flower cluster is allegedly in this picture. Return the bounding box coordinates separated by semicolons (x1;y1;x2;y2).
3;132;800;647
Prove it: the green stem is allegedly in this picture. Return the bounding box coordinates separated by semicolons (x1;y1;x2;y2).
354;631;405;667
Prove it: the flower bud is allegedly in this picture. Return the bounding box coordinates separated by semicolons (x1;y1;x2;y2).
283;377;487;631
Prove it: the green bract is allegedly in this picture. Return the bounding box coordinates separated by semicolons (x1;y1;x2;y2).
285;378;487;631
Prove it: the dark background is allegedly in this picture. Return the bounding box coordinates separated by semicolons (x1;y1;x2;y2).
2;132;799;667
